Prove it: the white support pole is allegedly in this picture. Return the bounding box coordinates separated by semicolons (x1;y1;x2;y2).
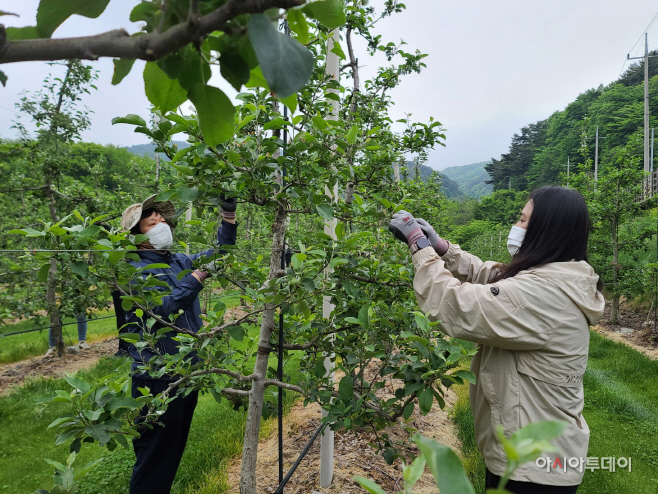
393;160;400;182
320;27;341;489
185;204;192;254
594;126;599;182
645;34;651;174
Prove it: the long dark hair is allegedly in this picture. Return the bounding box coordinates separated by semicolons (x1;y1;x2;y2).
491;187;597;286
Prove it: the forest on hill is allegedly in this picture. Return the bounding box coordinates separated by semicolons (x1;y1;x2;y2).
440;161;492;198
486;50;658;190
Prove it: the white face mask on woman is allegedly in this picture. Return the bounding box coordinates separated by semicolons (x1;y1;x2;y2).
507;225;526;256
144;222;174;250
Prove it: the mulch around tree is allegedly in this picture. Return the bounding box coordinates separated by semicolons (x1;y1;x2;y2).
226;369;461;494
593;300;658;360
0;337;121;395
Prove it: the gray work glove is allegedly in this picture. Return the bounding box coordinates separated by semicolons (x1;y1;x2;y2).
389;210;426;246
220;194;237;220
416;218;449;256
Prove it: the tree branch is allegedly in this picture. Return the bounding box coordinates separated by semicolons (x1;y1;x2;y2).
0;0;305;64
347;274;409;287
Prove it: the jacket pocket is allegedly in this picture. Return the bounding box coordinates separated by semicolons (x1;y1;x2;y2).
479;371;521;438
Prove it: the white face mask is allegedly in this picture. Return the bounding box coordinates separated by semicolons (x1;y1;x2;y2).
144;222;173;251
507;225;526;256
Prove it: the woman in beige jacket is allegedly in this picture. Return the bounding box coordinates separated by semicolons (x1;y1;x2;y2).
389;187;604;494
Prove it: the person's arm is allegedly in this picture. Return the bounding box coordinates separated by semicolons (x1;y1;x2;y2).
416;218;500;284
412;247;550;350
439;242;502;284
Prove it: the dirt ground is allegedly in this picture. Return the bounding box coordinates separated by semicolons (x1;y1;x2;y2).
594;300;658;360
0;306;249;396
0;337;120;395
226;365;460;494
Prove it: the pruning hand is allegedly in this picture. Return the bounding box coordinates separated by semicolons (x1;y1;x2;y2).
416;218;449;256
389;210;426;246
220;194;237;220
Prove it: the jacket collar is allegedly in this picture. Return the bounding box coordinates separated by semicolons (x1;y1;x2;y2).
137;249;171;263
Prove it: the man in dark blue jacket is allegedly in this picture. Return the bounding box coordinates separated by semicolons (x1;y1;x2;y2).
119;193;237;494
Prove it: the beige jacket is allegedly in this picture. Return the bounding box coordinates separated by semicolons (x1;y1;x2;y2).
412;243;604;486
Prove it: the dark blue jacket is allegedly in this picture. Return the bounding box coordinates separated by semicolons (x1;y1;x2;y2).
125;220;238;379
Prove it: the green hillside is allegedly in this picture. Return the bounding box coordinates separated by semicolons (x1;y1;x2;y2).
440;161;493;198
125;141;190;160
402;161;463;199
486;50;658;190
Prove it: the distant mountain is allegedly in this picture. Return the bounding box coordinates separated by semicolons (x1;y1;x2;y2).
125;141;191;160
402;161;463;199
440;161;492;198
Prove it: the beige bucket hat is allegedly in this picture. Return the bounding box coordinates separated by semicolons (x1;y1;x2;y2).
121;194;177;232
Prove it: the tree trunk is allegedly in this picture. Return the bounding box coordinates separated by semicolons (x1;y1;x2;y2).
610;216;619;325
44;182;65;355
239;204;287;494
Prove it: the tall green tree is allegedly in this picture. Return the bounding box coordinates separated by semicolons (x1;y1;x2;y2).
571;134;644;324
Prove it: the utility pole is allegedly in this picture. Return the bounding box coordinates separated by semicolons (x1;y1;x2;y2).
586;126;607;181
627;33;658;175
595;127;599;182
563;157;570;187
649;127;656;193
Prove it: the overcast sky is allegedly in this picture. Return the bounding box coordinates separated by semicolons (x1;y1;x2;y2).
1;1;657;170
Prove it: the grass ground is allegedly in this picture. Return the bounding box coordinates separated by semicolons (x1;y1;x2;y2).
450;332;658;494
0;310;119;364
0;283;236;364
0;289;301;494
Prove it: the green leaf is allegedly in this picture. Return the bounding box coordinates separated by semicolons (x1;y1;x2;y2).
220;52;251;92
37;0;110;38
187;84;236;148
312;114;327;130
245;66;269;89
358;303;369;328
346;124;358;144
112;114;146;127
280;93;298;113
404;454;427;491
209;387;223;405
37;263;50;283
302;0;346;29
248;14;314;98
85;423;112;446
287;9;310;45
330;39;346;60
0;70;6;87
5;26;40;40
418;388;433;415
176;185;199;203
106;397;140;411
403;401;414;420
315;204;334;220
314;360;326;379
414;434;475;494
263;117;290;131
453;370;477;384
112;58;135;85
353;476;387;494
64;376;90;394
338;374;353;402
144;62;188;113
227;326;245;342
70;261;89;278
